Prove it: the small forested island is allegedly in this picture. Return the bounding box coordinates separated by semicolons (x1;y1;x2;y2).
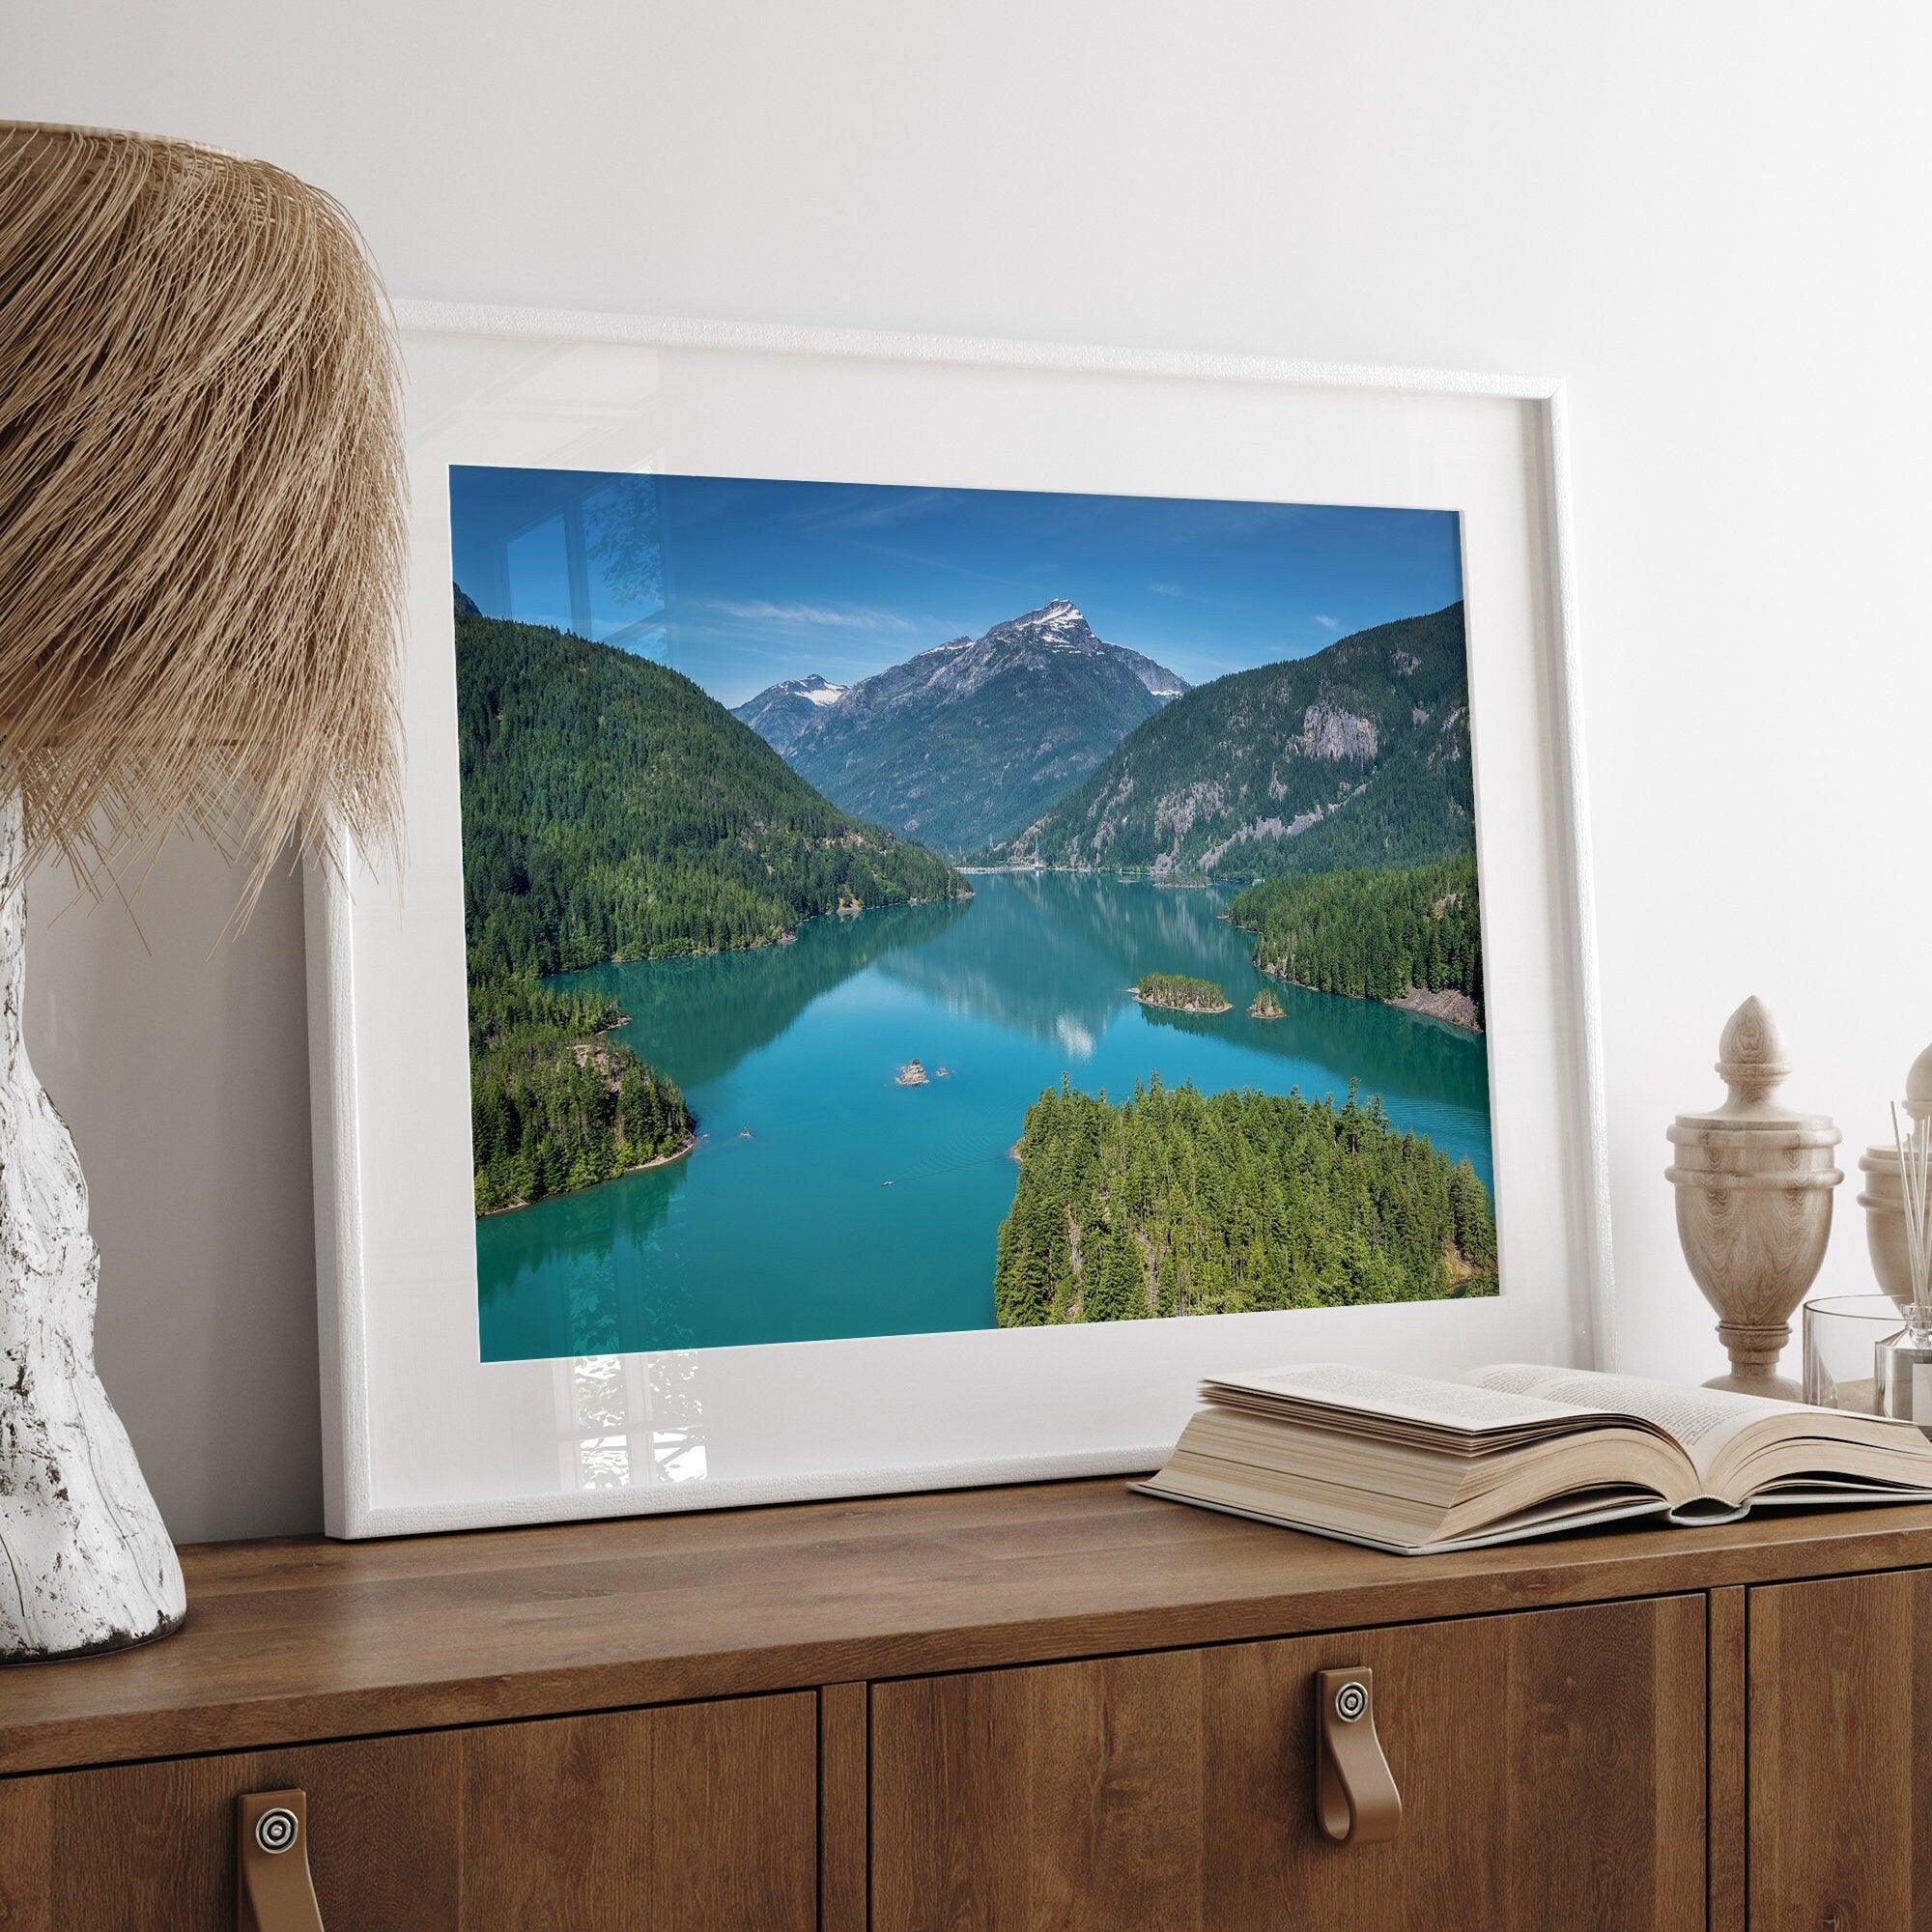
469;973;695;1215
994;1078;1497;1324
1135;972;1232;1014
1248;988;1284;1020
1228;854;1484;1031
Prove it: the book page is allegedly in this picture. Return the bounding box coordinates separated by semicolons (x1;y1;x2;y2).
1208;1362;1601;1435
1464;1365;1806;1479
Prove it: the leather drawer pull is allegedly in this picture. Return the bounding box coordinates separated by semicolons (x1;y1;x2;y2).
238;1789;325;1931
1315;1667;1401;1846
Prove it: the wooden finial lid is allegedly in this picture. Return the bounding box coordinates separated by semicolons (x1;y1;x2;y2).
1714;995;1788;1104
1907;1040;1932;1122
1901;1043;1932;1105
1673;995;1835;1133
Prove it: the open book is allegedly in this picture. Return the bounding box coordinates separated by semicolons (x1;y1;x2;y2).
1132;1362;1932;1554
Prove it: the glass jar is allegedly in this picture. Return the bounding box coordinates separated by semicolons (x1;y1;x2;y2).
1802;1294;1903;1414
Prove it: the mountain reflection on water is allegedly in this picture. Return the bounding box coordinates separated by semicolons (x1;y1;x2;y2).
476;872;1492;1361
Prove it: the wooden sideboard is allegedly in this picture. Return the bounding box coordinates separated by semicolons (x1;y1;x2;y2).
0;1477;1927;1929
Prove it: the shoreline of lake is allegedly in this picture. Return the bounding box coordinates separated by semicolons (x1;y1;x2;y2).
477;1127;698;1219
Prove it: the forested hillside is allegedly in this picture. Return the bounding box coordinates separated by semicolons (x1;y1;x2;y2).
1229;855;1484;1025
456;606;965;975
993;1078;1497;1323
457;602;963;1215
469;973;695;1214
991;604;1474;878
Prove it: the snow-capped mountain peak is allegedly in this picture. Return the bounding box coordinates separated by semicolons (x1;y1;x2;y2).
994;601;1184;702
1010;597;1087;633
729;672;851;753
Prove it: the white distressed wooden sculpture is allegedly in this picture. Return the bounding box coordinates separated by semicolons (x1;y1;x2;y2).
1665;997;1843;1401
0;796;185;1659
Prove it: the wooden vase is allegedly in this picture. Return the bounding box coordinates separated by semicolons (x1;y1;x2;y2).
1664;997;1842;1401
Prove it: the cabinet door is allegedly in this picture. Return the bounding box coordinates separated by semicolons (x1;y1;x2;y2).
871;1596;1704;1932
1749;1568;1932;1932
0;1691;816;1931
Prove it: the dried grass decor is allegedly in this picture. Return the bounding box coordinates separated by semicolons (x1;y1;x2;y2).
0;122;405;905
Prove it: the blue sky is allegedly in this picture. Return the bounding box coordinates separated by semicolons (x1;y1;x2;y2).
449;465;1464;709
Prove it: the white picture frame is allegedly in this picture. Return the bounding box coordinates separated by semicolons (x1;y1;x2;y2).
305;301;1612;1538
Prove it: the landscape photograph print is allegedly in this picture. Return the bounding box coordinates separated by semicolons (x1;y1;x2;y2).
450;464;1497;1361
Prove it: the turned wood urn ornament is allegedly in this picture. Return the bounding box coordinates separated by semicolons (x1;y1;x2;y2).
1665;998;1843;1400
1857;1041;1932;1311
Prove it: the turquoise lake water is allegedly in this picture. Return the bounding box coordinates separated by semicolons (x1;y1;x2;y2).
474;871;1494;1361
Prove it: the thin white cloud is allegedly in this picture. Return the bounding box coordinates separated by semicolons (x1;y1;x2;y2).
791;487;948;533
844;536;1045;599
696;597;919;633
1147;582;1182;597
1313;613;1340;630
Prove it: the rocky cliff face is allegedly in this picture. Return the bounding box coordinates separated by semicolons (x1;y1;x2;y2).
992;603;1474;880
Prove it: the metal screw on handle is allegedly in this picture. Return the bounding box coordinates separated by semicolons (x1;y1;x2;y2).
255;1806;300;1855
1332;1681;1369;1723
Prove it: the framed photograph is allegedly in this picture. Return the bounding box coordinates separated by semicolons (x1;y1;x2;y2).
305;304;1611;1537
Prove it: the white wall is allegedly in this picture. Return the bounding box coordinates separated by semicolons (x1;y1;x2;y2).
9;0;1932;1542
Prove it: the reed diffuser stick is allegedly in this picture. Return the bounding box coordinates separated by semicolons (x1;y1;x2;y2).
1891;1100;1932;1340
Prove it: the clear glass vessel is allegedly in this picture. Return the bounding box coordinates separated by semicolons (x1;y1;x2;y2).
1802;1294;1903;1415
